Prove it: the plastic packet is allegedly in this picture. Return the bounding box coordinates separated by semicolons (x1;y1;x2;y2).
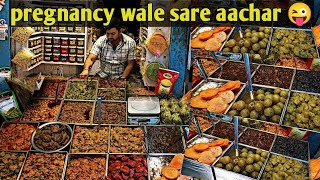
155;68;179;95
0;91;22;121
11;48;35;70
12;27;35;45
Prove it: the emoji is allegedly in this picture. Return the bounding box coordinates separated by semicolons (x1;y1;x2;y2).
288;3;311;26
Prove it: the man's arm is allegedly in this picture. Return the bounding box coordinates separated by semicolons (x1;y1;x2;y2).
80;54;98;78
121;59;135;79
80;36;104;78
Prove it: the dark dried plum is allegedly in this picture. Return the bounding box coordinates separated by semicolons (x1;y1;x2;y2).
271;136;308;161
293;70;320;93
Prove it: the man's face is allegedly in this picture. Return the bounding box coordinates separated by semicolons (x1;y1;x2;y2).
106;28;120;43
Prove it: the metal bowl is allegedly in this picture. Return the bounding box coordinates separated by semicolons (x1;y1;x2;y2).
31;122;73;153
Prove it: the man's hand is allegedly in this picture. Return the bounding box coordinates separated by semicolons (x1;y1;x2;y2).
80;69;89;79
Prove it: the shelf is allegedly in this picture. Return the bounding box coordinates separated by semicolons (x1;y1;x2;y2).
27;62;42;71
27;61;84;71
42;61;84;66
32;32;85;36
29;45;42;50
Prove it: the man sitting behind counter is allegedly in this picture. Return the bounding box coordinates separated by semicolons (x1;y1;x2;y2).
80;18;136;79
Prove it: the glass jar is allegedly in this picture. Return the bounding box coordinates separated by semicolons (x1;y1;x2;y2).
61;54;68;62
69;46;77;55
53;53;60;61
44;53;52;61
61;37;69;46
76;55;84;63
53;46;60;54
69;55;76;62
61;46;69;54
45;37;52;45
53;37;60;45
77;38;84;47
45;45;52;53
77;47;84;55
69;38;77;46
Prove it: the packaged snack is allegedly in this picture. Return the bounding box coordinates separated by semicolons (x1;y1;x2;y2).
11;48;34;70
155;68;179;95
0;91;22;121
12;27;34;45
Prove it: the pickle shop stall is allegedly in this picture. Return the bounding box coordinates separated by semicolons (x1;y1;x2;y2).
3;2;320;180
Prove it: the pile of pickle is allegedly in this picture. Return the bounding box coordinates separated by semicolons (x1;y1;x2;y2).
262;155;309;180
222;27;271;64
284;92;320;131
228;88;288;123
215;147;268;178
270;29;317;59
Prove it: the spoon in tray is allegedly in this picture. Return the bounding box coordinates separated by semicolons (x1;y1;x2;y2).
243;53;254;101
97;96;102;132
48;83;60;108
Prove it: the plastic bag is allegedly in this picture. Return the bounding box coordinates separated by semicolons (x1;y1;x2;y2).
145;30;167;57
0;91;22;121
12;27;34;45
11;48;34;70
155;68;179;95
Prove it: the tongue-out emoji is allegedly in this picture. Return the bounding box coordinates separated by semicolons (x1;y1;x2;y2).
295;17;306;26
288;3;311;27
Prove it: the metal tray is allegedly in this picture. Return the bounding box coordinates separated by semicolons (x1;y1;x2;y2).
106;153;149;180
186;134;233;165
269;27;319;59
33;78;68;99
213;143;271;180
0;122;39;151
188;115;218;140
210;60;260;83
92;100;128;125
145;125;186;154
31;122;73;153
252;64;296;90
191;78;246;114
260;152;310;180
63;153;108;180
225;84;292;126
203;120;247;141
281;90;320;133
109;125;148;154
191;24;235;52
18;150;68;180
220;25;273;58
20;97;63;123
64;79;99;101
69;125;110;154
57;99;96;125
273;56;310;71
238;127;277;151
192;58;227;78
148;154;177;180
271;135;310;162
97;77;126;89
98;88;126;101
0;150;28;180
